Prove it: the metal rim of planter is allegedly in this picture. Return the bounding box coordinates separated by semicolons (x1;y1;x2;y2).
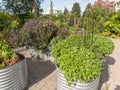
0;54;28;90
57;68;100;90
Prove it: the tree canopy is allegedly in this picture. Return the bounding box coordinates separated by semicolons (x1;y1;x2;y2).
83;3;92;17
2;0;44;14
63;7;69;15
71;2;81;17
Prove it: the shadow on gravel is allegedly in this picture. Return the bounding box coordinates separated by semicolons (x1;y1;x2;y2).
115;85;120;90
26;58;56;88
99;56;115;90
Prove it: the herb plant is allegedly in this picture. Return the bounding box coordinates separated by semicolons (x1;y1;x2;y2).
56;46;102;84
51;34;114;85
51;35;103;85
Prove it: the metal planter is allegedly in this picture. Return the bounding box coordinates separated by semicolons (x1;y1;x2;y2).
57;68;100;90
0;54;28;90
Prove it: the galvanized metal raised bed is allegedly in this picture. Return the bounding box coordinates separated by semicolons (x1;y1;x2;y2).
57;68;100;90
0;54;28;90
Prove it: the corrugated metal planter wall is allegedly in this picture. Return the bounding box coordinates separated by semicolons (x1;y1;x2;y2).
0;54;28;90
57;68;100;90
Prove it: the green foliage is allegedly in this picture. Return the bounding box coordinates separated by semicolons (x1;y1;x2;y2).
69;27;79;31
0;11;11;31
16;12;34;25
55;19;68;28
41;12;69;28
102;31;111;36
63;7;69;15
57;47;102;84
0;11;19;31
51;35;83;58
82;4;112;34
0;11;20;39
94;36;114;56
10;20;20;29
103;11;120;37
71;2;81;17
83;3;92;17
51;35;102;85
2;0;44;14
40;14;57;21
51;34;114;85
3;0;33;14
0;40;19;68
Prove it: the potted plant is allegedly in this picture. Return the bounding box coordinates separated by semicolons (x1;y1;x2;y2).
0;40;28;90
51;34;114;90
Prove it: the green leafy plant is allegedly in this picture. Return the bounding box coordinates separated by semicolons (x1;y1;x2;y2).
51;35;103;85
69;27;79;31
103;12;120;37
51;34;83;58
0;11;20;31
57;46;102;84
94;36;114;56
0;40;19;68
51;34;114;85
0;11;20;41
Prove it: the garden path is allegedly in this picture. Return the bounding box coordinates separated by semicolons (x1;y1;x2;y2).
99;38;120;90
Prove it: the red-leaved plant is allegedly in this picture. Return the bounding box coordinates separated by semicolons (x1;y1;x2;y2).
0;40;19;68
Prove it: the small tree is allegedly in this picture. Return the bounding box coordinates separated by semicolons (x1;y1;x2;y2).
49;0;53;14
7;19;58;50
71;2;81;26
71;2;81;17
83;3;92;17
63;7;69;15
2;0;33;14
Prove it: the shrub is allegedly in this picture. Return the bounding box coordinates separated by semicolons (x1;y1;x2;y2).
0;11;20;31
103;12;120;37
19;18;58;50
56;47;102;84
51;35;103;85
94;36;114;56
6;29;21;48
51;34;83;58
51;34;114;85
0;40;19;68
0;11;12;31
55;19;68;28
16;12;34;25
0;11;20;40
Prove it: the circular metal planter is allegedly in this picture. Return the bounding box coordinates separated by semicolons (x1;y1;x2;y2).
57;68;100;90
0;53;28;90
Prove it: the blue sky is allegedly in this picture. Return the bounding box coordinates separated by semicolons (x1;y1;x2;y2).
41;0;95;14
